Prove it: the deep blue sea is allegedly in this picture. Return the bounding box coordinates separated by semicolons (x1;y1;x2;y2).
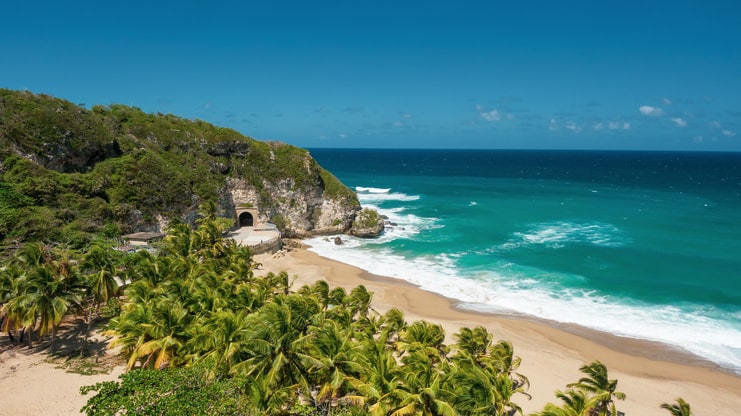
305;149;741;374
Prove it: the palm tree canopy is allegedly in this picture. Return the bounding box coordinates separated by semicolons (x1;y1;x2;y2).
661;398;692;416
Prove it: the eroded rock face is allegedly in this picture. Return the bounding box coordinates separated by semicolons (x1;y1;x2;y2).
223;175;360;237
349;209;385;238
350;221;385;238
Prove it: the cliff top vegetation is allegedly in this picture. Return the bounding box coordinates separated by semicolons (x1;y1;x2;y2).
0;89;358;250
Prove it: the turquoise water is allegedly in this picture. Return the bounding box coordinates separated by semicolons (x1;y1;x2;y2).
306;149;741;373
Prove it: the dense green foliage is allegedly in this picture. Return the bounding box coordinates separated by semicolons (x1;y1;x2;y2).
80;363;251;415
0;89;359;249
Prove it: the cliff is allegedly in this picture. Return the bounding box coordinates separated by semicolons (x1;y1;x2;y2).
0;89;382;247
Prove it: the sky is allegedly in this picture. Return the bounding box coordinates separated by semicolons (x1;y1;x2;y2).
2;1;740;151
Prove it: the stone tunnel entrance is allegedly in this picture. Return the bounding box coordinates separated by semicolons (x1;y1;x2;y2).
238;212;254;227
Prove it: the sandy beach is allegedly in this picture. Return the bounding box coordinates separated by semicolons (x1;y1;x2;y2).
1;242;740;415
256;243;741;415
0;326;125;415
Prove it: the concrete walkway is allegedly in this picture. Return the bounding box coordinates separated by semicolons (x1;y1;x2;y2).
227;226;281;248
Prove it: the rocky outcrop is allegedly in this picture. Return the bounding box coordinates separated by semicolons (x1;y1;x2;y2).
350;208;385;238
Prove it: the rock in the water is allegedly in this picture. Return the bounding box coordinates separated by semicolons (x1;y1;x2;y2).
334;236;343;245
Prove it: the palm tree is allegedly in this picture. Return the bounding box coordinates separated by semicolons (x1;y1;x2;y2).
449;345;527;415
534;389;591;416
245;374;299;415
110;295;190;370
490;340;530;391
392;348;456;416
0;262;24;343
346;285;373;319
661;398;692;416
12;258;81;352
134;297;189;369
566;361;625;416
188;308;251;376
234;294;319;396
455;325;492;359
397;320;449;361
80;242;120;350
304;318;365;413
449;358;520;416
350;338;405;416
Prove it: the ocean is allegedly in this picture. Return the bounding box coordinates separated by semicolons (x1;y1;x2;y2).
305;149;741;374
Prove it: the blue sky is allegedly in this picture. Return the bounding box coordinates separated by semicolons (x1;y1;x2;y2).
2;1;740;150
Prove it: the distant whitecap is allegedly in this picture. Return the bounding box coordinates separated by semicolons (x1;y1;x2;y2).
356;186;391;193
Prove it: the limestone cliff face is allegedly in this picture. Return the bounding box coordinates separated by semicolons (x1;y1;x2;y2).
224;173;360;237
0;89;381;246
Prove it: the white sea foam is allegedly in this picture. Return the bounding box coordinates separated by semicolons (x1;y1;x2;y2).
358;192;420;203
356;186;391;193
500;221;626;250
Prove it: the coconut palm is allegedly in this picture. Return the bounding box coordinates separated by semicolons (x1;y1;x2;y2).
108;302;153;367
188;308;251;376
350;338;405;416
393;348;456;416
133;297;189;369
304;318;366;413
567;361;625;416
245;373;299;415
0;262;24;343
346;285;373;319
219;240;258;284
110;295;190;370
450;343;528;415
12;259;81;352
5;243;83;351
397;320;449;361
661;398;692;416
490;340;530;391
455;325;493;360
534;389;591;416
80;242;120;349
234;294;319;395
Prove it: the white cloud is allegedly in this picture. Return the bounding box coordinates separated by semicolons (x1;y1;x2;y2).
593;122;604;131
722;129;736;137
639;105;665;116
607;121;630;130
663;98;672;105
671;117;687;127
338;133;348;139
402;113;413;119
480;110;501;121
548;119;558;131
392;121;403;127
565;122;582;133
709;121;722;129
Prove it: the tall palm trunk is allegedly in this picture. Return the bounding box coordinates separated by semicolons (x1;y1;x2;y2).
26;324;33;349
50;326;56;353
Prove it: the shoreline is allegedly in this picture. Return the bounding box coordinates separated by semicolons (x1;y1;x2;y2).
257;243;741;415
